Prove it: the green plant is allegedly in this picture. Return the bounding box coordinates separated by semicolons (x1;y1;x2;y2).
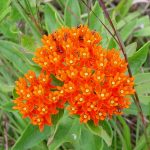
0;0;150;150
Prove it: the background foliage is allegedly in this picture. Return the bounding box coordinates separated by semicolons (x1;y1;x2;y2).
0;0;150;150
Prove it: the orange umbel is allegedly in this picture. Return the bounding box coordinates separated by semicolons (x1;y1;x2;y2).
14;25;135;130
13;71;66;131
33;25;135;125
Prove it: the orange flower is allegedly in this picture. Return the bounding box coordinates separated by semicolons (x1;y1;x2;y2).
13;71;66;131
92;71;105;83
80;113;91;123
79;47;90;59
80;67;92;79
66;66;78;79
65;55;78;66
80;84;93;95
14;25;135;129
64;81;76;93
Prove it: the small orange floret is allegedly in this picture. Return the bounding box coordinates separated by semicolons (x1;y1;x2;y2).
80;67;92;79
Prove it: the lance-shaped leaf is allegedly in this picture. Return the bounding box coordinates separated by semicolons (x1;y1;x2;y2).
128;42;150;75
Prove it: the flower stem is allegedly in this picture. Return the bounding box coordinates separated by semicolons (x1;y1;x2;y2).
81;0;119;45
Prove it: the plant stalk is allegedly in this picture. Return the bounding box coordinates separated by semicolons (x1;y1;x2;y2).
81;0;119;45
16;0;44;35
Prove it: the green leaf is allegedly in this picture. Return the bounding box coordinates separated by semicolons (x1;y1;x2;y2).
135;15;150;29
89;1;104;33
52;109;64;125
120;20;137;42
134;73;150;104
0;102;14;112
13;89;19;99
0;0;11;22
12;0;41;42
86;121;113;146
117;116;132;150
31;142;48;150
74;126;103;150
126;42;137;57
56;0;66;8
50;74;64;86
120;15;150;41
12;124;51;150
0;20;18;41
44;4;63;33
134;124;150;150
0;40;35;74
115;0;132;19
79;0;88;15
138;96;150;105
0;83;14;93
0;0;10;11
48;117;81;150
8;111;28;132
135;73;150;85
0;92;10;102
128;42;150;75
0;6;11;22
0;67;13;85
64;0;81;27
135;82;150;95
134;27;150;37
117;12;140;30
21;35;36;51
107;38;118;49
111;119;130;150
89;1;110;47
124;103;150;116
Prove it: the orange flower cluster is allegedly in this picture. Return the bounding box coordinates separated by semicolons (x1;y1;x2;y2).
33;25;135;125
13;71;66;131
14;25;135;130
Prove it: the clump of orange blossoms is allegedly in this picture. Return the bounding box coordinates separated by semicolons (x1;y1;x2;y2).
13;71;66;131
32;25;135;125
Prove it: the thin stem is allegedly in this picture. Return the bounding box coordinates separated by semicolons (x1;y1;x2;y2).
47;123;59;146
3;115;9;150
24;0;44;34
87;0;92;26
81;0;119;46
98;0;150;149
136;116;140;145
16;0;43;35
36;0;43;32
